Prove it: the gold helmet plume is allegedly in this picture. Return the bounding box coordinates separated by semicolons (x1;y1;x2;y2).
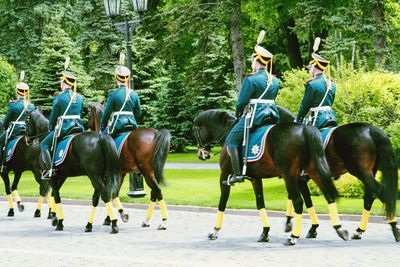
253;30;273;84
61;56;77;92
309;37;331;89
115;53;131;100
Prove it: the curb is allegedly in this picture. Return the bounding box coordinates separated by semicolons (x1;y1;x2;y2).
1;196;395;225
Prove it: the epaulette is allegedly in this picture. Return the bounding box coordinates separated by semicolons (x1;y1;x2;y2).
305;77;316;84
53;92;59;97
108;88;116;93
244;73;254;77
9;100;14;103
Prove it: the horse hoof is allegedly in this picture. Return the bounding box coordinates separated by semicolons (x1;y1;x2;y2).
55;220;64;231
208;228;220;240
85;222;93;233
142;220;150;228
284;235;299;246
7;209;14;217
351;228;364;240
110;219;118;234
120;213;129;223
51;216;58;227
306;224;319;238
48;212;56;220
257;234;270;242
335;227;349;241
103;216;111;226
34;209;41;218
285;222;292;233
391;227;400;242
17;203;24;212
157;223;167;230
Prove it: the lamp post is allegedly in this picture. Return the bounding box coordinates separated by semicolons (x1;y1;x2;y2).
104;0;148;198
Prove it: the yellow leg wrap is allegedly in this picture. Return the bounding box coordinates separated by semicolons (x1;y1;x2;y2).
328;203;341;226
293;213;302;237
6;194;14;209
215;211;224;229
50;197;56;213
36;196;44;210
259;208;270;228
358;209;370;231
105;202;116;220
88;206;96;224
307;207;319;225
159;199;168;219
112;197;124;211
146;201;156;220
56;203;64;220
387;215;397;224
286;200;294;217
12;190;21;203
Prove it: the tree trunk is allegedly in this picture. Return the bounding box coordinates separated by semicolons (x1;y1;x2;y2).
229;0;246;95
371;0;386;68
277;5;303;68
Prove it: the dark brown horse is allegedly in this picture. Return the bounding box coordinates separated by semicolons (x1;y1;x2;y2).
89;103;171;230
193;108;349;245
0;119;54;218
280;109;400;242
26;109;122;234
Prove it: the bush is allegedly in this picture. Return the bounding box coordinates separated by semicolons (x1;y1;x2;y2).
308;174;364;198
0;57;17;115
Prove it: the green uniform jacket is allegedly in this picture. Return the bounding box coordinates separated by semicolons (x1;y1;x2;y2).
48;88;84;135
296;73;337;129
236;68;280;127
3;98;35;138
100;85;141;135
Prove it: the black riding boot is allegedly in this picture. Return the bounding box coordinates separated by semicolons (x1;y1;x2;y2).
228;146;248;185
0;146;6;174
41;150;55;180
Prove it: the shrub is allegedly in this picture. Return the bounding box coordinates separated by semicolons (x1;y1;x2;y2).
308;174;364;198
0;57;17;114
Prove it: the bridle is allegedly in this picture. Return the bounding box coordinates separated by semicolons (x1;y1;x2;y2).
193;124;231;154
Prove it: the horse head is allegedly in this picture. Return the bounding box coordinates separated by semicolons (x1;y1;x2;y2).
25;109;49;143
193;109;236;161
88;102;104;133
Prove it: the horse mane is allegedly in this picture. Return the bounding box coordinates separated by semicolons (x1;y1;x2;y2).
276;105;295;122
31;109;49;134
194;109;236;128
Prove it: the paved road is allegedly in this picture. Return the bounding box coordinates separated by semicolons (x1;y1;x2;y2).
0;201;398;266
165;163;220;169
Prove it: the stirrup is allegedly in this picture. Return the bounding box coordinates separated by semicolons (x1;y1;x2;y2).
41;169;55;180
228;174;249;185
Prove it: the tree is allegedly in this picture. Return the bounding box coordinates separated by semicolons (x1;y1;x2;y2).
0;57;17;114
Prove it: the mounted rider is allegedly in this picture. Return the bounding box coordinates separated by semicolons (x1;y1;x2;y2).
40;57;84;180
296;37;337;129
226;30;280;185
0;71;35;174
100;53;141;136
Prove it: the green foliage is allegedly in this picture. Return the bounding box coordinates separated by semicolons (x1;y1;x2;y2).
0;57;17;114
309;174;365;199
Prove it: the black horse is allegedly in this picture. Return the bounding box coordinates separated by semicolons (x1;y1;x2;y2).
193;108;348;245
26;109;122;234
280;109;400;242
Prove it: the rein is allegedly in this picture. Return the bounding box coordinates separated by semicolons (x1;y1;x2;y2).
193;122;233;153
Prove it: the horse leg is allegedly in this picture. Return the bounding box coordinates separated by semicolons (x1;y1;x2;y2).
283;176;304;246
33;171;49;218
85;189;100;233
285;198;294;233
208;171;231;240
142;190;156;228
89;175;118;234
11;171;24;212
112;174;129;223
50;176;67;231
2;172;15;217
250;178;270;242
298;176;319;238
352;187;375;240
46;192;57;220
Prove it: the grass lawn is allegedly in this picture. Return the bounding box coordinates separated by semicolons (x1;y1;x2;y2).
11;170;400;216
167;148;221;163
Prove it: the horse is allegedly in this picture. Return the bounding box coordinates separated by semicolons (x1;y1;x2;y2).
279;109;399;242
26;109;122;234
88;102;171;230
193;108;349;245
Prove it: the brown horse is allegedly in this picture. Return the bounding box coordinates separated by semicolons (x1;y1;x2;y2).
193;109;349;245
88;103;171;230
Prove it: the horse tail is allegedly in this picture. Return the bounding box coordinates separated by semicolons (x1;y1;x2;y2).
152;129;171;185
99;134;121;197
304;125;338;201
370;126;398;218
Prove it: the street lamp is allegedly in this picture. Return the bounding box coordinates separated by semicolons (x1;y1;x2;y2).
103;0;148;198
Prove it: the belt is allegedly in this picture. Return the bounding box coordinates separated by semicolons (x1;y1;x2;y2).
11;121;25;125
310;106;331;112
60;115;80;120
249;99;275;105
111;111;133;116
